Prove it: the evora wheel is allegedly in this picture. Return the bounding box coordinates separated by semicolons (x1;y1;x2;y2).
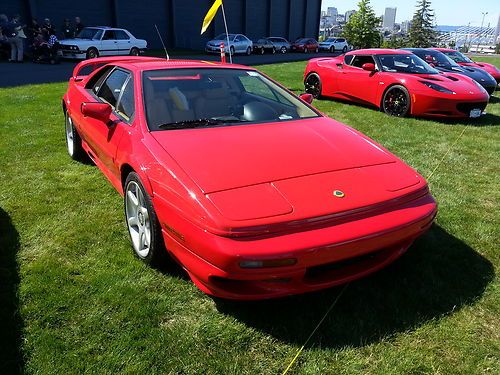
280;46;287;54
65;111;86;161
305;72;322;99
382;85;411;117
330;46;335;53
129;47;140;56
124;172;165;266
86;47;99;59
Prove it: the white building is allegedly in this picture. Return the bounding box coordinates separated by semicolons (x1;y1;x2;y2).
383;7;397;30
401;20;411;34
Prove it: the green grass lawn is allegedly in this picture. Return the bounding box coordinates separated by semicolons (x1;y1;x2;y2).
0;58;499;374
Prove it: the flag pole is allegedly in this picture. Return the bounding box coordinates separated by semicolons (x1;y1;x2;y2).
220;2;232;64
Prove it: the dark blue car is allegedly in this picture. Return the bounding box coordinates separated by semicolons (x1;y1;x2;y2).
402;48;497;95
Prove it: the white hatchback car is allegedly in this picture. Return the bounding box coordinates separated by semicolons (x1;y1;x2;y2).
58;27;147;59
318;37;349;53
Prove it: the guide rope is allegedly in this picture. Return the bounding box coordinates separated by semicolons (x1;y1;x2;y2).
281;283;350;375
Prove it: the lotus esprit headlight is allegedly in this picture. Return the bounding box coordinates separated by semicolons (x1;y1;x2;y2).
419;81;455;94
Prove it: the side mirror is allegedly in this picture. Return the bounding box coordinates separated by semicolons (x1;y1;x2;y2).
299;93;314;104
361;63;376;72
81;102;112;123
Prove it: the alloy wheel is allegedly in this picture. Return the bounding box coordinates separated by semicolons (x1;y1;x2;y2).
125;181;152;258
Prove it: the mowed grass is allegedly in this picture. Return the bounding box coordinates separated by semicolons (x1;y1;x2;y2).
0;58;499;375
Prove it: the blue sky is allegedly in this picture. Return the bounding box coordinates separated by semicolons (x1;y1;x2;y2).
321;0;499;27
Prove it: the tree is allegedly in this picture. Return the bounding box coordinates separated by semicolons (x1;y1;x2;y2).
342;0;381;49
409;0;437;47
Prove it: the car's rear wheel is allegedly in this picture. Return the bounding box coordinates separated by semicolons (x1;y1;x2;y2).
230;46;235;56
129;47;139;56
86;47;99;59
330;46;335;53
260;47;265;55
272;46;276;54
65;111;86;161
280;46;287;54
305;72;322;99
382;85;411;117
124;172;165;266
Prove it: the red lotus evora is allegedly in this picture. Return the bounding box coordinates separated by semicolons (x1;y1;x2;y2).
304;48;490;118
63;56;437;300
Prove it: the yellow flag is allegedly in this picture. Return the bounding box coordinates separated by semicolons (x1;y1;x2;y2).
201;0;222;34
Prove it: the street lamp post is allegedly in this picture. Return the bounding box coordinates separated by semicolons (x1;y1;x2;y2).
476;11;488;53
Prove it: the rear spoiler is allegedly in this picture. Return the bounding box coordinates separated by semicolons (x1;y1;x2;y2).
72;56;165;78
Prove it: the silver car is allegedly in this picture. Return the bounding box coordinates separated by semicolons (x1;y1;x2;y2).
265;37;291;53
205;33;253;55
318;37;348;53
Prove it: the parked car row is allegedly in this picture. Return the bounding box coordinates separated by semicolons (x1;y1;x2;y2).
205;34;341;55
304;48;498;119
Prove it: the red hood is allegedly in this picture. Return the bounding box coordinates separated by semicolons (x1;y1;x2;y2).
459;62;500;79
151;117;397;194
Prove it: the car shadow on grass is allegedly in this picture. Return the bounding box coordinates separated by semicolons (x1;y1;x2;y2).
0;207;23;373
215;225;494;349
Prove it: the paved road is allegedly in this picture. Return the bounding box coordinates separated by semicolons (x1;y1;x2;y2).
0;51;340;88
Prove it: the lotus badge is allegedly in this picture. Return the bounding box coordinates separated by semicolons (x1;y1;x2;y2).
333;190;345;198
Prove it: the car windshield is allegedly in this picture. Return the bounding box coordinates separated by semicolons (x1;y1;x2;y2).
325;38;335;42
76;27;101;39
378;54;439;74
296;38;308;43
445;51;473;63
215;33;235;40
428;51;460;68
142;68;319;131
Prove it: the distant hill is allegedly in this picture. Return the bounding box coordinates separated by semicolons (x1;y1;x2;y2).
436;25;460;33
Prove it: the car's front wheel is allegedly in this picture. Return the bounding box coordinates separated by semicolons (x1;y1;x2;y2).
342;46;348;53
86;47;99;59
65;111;86;161
124;172;165;266
330;46;335;53
382;85;411;117
129;47;139;56
280;46;287;54
304;72;322;99
230;46;235;56
246;46;252;55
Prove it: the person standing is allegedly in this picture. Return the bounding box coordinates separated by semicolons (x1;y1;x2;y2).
74;16;84;36
5;15;24;62
41;18;55;40
12;15;26;61
61;18;74;39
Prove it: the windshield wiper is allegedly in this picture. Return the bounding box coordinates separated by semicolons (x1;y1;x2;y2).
158;118;246;129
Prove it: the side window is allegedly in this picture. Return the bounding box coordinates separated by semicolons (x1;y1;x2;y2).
97;69;129;107
351;55;375;68
116;77;135;120
235;35;244;42
115;30;130;40
344;54;354;65
89;65;115;94
337;38;345;43
102;30;116;40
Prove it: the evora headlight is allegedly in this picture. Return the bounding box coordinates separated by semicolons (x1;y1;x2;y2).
419;81;455;94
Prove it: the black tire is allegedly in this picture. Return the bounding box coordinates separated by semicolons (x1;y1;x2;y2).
260;47;265;55
304;72;322;99
272;46;276;54
246;46;252;56
382;85;411;117
342;46;347;53
129;47;139;56
86;47;99;59
315;47;319;53
124;172;166;267
304;48;308;54
65;111;86;161
230;46;235;56
330;46;335;53
280;46;287;54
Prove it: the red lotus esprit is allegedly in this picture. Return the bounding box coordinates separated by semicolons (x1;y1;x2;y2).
63;56;437;300
304;48;490;118
432;48;500;85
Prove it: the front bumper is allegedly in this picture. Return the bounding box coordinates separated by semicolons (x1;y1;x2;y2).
410;90;490;118
155;191;437;300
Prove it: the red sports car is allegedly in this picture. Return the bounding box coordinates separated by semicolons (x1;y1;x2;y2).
432;48;500;84
291;38;319;53
63;56;436;300
304;49;490;118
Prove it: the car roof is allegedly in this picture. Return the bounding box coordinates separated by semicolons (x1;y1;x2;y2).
346;48;412;55
87;26;126;31
431;48;455;52
117;59;254;72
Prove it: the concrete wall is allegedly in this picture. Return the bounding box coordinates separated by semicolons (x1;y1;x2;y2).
2;0;320;49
